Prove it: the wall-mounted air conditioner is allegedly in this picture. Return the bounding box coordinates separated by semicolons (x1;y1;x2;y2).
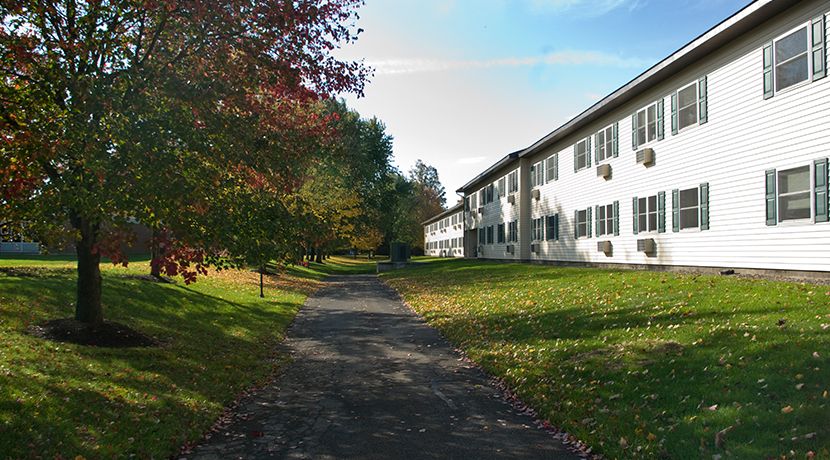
637;238;656;255
597;240;612;256
477;207;484;214
636;148;655;167
505;245;514;254
530;243;540;253
507;194;516;205
596;163;612;179
531;189;540;200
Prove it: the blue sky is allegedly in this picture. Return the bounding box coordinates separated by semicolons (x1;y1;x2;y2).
337;0;749;199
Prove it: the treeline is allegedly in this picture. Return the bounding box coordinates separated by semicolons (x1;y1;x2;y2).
0;1;445;327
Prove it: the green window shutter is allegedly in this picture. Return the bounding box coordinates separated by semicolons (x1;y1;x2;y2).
813;16;826;80
613;200;620;236
594;205;600;236
763;42;774;99
612;122;619;158
657;98;665;140
631;113;638;151
671;92;678;135
586;136;592;168
700;183;710;231
698;75;708;124
554;214;559;241
553;154;559;181
657;191;666;233
632;196;639;235
672;189;680;232
765;169;777;225
587;207;592;238
815;159;829;222
573;144;578;173
594;133;600;164
574;210;578;239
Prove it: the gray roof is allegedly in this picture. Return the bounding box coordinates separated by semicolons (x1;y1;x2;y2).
456;150;522;193
421;201;465;226
520;0;797;159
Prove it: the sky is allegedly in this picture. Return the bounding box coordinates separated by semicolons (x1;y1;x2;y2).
335;0;749;201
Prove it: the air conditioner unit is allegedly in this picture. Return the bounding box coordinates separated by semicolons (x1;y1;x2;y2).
531;189;540;200
507;194;516;205
637;238;656;255
530;243;540;253
596;163;612;179
505;245;514;254
477;207;484;214
636;148;655;167
597;240;612;255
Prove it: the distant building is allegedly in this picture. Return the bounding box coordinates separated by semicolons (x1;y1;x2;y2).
422;203;465;257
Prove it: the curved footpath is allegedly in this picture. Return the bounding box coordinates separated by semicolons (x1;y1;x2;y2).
186;275;579;459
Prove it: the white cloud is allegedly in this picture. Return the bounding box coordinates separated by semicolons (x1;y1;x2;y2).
368;50;652;75
456;156;487;165
528;0;645;16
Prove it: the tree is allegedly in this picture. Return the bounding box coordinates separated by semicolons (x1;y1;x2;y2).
0;1;368;326
409;160;446;208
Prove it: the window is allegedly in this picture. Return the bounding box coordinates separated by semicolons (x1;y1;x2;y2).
487;183;495;203
575;209;589;239
597;203;614;236
778;166;811;221
595;125;614;163
679;187;700;229
637;103;658;146
638;195;658;232
545;154;558;183
775;26;810;91
486;225;494;244
497;223;505;243
498;177;506;198
575;138;589;171
531;217;544;241
677;82;698;131
545;214;559;241
531;161;544;188
478;228;485;245
508;171;519;194
508;220;518;243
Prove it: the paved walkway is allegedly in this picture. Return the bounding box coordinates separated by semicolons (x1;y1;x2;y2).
188;275;578;459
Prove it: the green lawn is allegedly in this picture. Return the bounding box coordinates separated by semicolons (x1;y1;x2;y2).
382;259;830;459
0;255;327;458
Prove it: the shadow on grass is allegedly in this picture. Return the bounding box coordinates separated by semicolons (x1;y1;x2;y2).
0;269;303;458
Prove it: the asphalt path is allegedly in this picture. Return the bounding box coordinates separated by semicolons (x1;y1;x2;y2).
187;274;578;459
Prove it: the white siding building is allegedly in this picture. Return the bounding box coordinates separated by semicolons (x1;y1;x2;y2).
459;0;830;274
423;203;465;257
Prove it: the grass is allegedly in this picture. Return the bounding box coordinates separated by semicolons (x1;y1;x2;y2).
284;255;379;280
0;254;342;459
381;259;830;459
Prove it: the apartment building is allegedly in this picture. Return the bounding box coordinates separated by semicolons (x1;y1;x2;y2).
423;203;466;257
444;0;830;274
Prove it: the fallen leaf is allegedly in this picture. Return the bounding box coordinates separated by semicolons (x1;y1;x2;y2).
781;405;793;414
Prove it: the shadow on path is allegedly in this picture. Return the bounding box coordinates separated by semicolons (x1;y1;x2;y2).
187;275;578;459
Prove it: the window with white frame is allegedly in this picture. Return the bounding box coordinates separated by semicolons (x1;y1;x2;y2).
531;217;544;241
531;161;544;188
545;153;558;183
497;223;505;243
498;177;506;198
486;225;494;244
596;125;614;162
575;138;589;171
638;195;659;232
508;220;518;242
508;170;519;194
597;203;614;236
679;187;700;229
778;165;811;221
636;102;658;146
677;82;698;131
575;209;589;239
775;26;810;91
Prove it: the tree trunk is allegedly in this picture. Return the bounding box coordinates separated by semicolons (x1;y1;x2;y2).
150;227;162;278
314;248;322;264
74;216;103;325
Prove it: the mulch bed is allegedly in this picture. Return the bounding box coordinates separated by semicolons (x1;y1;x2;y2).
28;318;158;348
